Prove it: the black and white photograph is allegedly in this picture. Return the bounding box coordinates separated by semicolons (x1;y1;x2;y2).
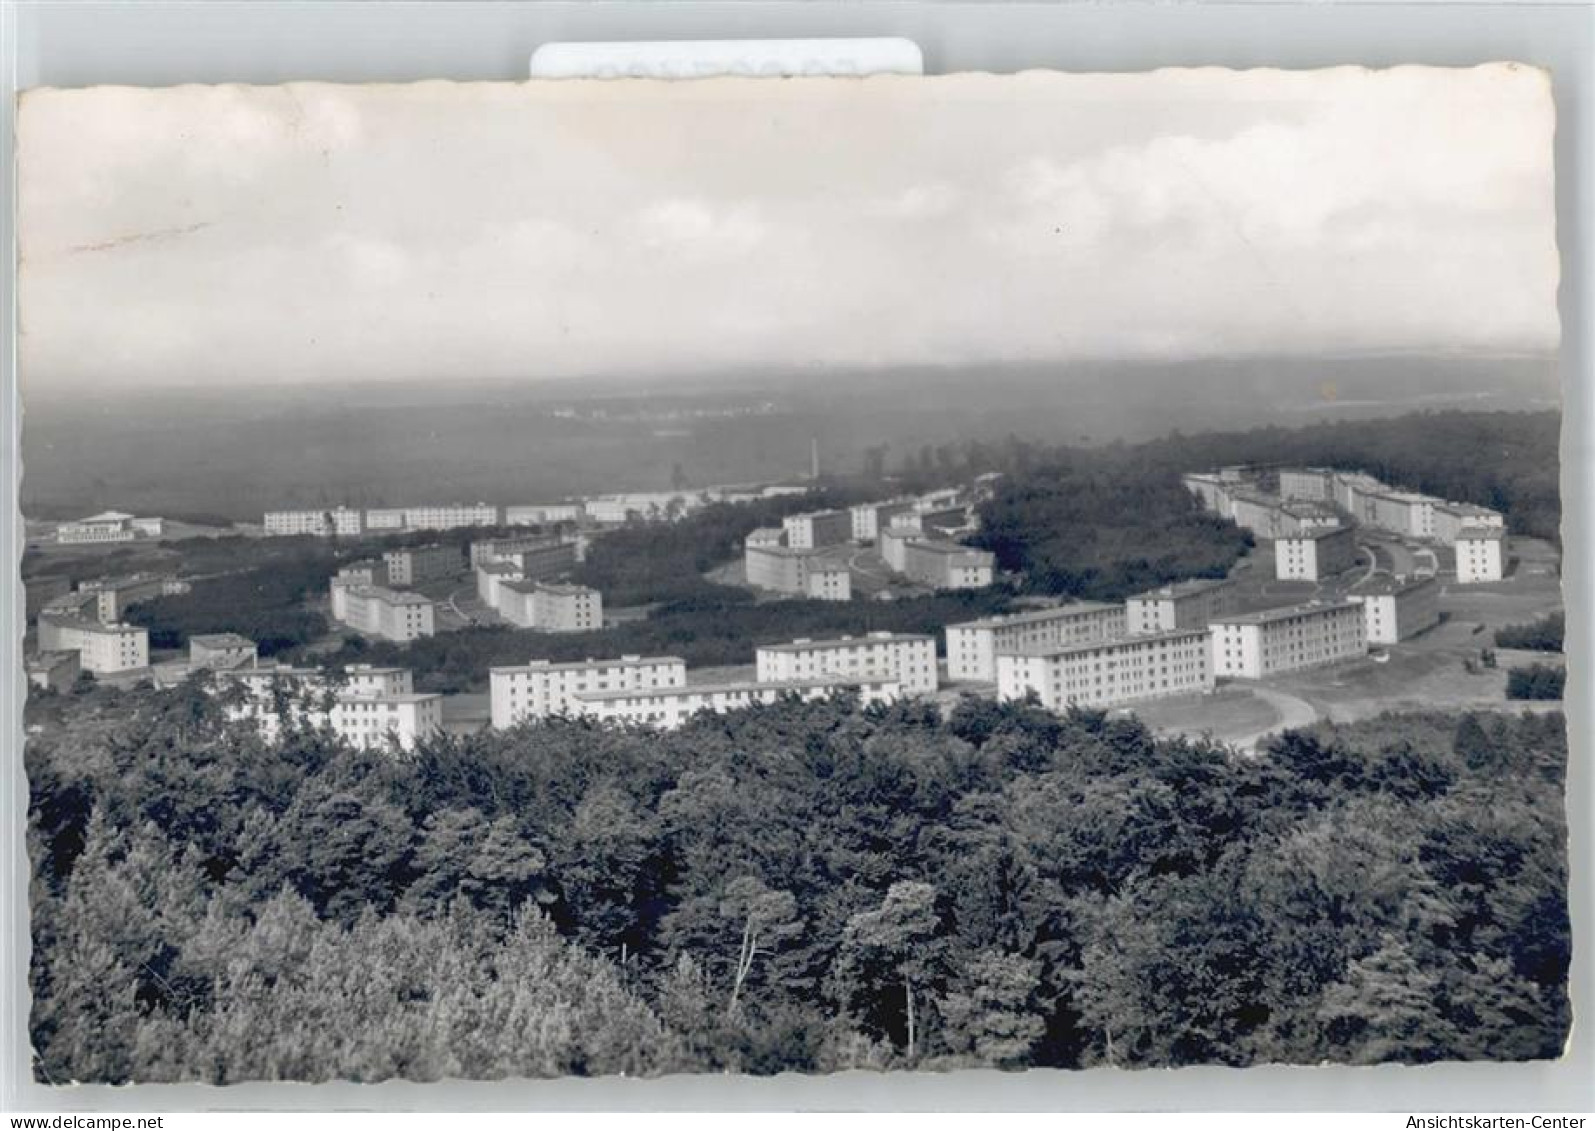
15;63;1571;1084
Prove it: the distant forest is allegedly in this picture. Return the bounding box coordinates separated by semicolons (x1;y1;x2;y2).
27;685;1569;1082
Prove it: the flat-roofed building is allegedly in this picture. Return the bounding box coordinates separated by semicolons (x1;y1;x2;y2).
365;508;407;530
56;511;140;544
1433;502;1506;546
475;560;522;607
997;628;1214;710
744;544;852;601
1275;525;1359;581
83;574;168;623
756;631;938;694
490;654;687;728
332;689;442;752
850;499;916;542
263;507;364;537
1278;468;1336;502
26;651;80;693
1279;501;1342;536
189;633;258;672
469;534;577;571
504;503;583;526
1228;491;1287;538
1455;526;1506;583
1209;601;1366;679
216;664;329;740
1349;576;1441;644
335;584;436;642
805;563;852;601
878;526;915;573
1182;473;1235;516
495;541;580;581
783;509;852;550
403;503;500;531
945;603;1128;682
901;539;995;590
37;614;150;674
571;675;902;730
1126;578;1238;635
917;487;964;511
383;544;463;586
341;664;416;697
497;581;602;632
336;559;389;588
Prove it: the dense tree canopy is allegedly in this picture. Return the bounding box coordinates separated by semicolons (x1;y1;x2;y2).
27;682;1570;1082
1495;613;1565;653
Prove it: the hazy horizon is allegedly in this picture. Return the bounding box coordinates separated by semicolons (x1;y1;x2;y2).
20;66;1559;394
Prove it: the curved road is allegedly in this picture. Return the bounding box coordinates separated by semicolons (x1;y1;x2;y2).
1231;686;1320;754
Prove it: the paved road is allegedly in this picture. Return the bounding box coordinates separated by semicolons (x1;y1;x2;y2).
1232;685;1321;753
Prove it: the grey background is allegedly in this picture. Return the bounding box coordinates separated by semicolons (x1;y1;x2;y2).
3;0;1591;1113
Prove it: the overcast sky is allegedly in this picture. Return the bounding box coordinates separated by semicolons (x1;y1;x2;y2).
19;65;1559;392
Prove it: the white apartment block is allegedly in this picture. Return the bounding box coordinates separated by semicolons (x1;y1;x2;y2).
83;574;169;622
263;507;365;537
805;563;852;601
402;503;500;531
1277;468;1336;502
37;614;150;674
335;584;436;642
1455;527;1506;583
756;632;939;694
1275;525;1359;581
331;667;441;752
217;665;330;741
901;540;995;590
996;628;1214;711
1209;601;1367;679
383;544;463;586
476;561;521;606
1433;503;1506;546
850;499;915;542
744;544;852;602
782;509;853;550
489;654;688;728
945;603;1128;682
571;675;902;730
745;526;787;550
1349;577;1441;644
1126;578;1237;635
336;559;389;588
497;581;603;632
331;693;443;752
878;526;915;572
469;534;575;570
365;508;407;530
504;504;583;526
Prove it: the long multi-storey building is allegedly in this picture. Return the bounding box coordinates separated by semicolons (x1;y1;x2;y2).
900;539;995;590
996;628;1214;710
334;584;436;642
400;503;500;531
504;503;583;526
37;614;149;674
330;665;443;752
570;675;902;730
469;534;576;570
1433;502;1506;546
1275;525;1359;581
489;654;688;728
79;574;169;622
335;559;389;588
56;511;164;544
1277;468;1336;502
755;632;939;694
782;509;853;550
1209;601;1366;678
1349;576;1441;644
497;581;603;632
1126;578;1237;634
217;664;330;741
744;543;852;602
263;508;365;537
1455;526;1506;583
382;544;463;586
850;499;916;542
946;603;1128;682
